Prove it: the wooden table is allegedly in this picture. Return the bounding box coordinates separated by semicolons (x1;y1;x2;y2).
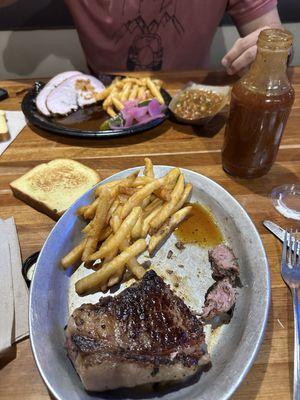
0;69;299;400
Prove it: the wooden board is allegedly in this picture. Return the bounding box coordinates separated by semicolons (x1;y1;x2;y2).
0;69;299;400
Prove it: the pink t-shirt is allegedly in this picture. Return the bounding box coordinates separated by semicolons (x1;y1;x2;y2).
65;0;277;74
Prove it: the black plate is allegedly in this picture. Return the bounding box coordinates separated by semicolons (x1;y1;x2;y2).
21;80;171;139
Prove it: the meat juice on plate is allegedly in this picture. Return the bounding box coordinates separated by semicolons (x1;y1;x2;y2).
175;203;223;247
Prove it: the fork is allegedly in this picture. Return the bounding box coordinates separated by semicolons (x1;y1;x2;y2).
281;229;300;400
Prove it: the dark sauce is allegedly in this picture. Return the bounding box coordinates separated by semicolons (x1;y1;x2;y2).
222;83;295;178
175;203;223;247
51;103;107;131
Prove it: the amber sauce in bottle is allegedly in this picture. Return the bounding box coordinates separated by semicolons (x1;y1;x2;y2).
222;29;295;178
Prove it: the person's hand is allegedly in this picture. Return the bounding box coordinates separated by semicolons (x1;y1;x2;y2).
221;26;270;76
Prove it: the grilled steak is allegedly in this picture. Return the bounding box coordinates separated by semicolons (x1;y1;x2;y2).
201;278;236;322
208;244;239;281
66;270;210;392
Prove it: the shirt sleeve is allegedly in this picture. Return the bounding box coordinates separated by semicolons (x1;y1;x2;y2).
227;0;278;27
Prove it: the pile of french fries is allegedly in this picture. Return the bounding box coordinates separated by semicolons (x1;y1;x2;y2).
95;76;164;117
61;158;192;296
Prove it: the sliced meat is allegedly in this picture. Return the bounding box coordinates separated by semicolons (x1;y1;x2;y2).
201;278;236;321
208;244;239;281
46;74;105;116
66;270;210;392
75;76;105;107
36;71;81;116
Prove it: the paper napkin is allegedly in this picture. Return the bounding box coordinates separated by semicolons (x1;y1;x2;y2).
0;217;29;355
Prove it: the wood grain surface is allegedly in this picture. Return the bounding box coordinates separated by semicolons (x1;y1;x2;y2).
0;69;299;400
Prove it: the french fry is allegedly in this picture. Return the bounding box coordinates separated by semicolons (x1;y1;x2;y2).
112;96;124;111
76;205;90;218
137;86;146;100
141;205;162;237
150;174;185;232
94;179;123;197
82;218;112;238
143;197;163;217
148;206;192;256
152;79;163;88
106;216;124;287
82;187;113;262
120;82;132;102
107;272;124;288
119;186;137;196
154;188;171;202
173;183;193;212
95;86;113;101
141;157;153;207
103;93;113;108
106;198;120;222
129;84;138;100
107;212;145;280
146;77;164;104
131;214;143;240
144;157;154;178
115;80;125;89
83;198;99;220
154;168;180;197
75;239;147;296
106;106;117;117
88;206;142;261
118;194;129;204
132;176;154;186
141;196;152;208
95;171;139;197
61;238;87;269
120;179;163;219
119;237;145;279
122;77;142;85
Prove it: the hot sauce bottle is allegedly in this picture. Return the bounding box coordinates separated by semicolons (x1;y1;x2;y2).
222;29;294;178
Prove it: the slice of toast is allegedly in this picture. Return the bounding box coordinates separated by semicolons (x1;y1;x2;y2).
10;159;101;220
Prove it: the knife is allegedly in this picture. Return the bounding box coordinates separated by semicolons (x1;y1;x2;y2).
263;220;299;254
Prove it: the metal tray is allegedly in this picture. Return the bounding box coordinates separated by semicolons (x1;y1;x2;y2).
29;166;270;400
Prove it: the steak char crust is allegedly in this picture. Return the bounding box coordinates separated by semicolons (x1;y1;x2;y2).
66;270;210;391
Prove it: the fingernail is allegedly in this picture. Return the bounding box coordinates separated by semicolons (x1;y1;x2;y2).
222;58;228;68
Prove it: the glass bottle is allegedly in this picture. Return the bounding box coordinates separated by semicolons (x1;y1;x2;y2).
222;29;294;178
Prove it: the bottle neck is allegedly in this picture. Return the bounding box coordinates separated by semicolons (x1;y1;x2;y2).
241;47;291;94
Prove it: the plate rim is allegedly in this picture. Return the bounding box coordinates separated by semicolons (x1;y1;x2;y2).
29;166;270;400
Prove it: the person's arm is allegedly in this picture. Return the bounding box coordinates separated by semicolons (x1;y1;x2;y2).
222;7;282;75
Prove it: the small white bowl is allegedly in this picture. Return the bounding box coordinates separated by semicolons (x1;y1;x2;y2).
169;83;231;125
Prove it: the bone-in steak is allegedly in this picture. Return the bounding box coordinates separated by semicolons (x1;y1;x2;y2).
66;270;210;392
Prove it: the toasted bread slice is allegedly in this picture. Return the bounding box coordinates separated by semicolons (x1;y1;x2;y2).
10;159;100;220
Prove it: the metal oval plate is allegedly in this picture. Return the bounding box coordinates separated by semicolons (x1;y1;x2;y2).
29;166;270;400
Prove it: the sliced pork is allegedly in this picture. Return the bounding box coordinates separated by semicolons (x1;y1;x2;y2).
208;244;239;282
46;74;105;116
66;270;210;392
36;71;82;116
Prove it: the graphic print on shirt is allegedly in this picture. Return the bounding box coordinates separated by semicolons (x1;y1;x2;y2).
113;0;184;71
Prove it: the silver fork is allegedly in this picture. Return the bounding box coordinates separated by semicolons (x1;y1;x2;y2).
281;229;300;400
